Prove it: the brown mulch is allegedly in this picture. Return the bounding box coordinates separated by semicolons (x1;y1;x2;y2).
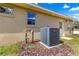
18;41;74;56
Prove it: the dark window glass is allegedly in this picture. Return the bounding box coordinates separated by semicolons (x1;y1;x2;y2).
27;12;36;25
0;6;13;14
0;7;5;13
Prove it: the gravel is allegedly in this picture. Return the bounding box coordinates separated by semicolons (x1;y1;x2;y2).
18;41;74;56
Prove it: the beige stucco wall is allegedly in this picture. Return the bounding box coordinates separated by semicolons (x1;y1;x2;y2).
63;21;73;36
0;4;73;46
27;13;61;40
0;4;27;46
35;13;73;37
36;13;60;28
0;33;25;46
0;6;27;33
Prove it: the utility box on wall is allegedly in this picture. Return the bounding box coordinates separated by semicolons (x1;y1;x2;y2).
40;27;60;47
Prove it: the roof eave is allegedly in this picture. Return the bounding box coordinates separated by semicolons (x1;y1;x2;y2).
4;3;73;21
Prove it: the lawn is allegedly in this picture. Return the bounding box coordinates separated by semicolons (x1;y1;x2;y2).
61;34;79;56
0;44;21;56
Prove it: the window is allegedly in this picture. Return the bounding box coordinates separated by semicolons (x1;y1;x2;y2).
0;6;13;14
59;22;62;29
0;7;5;13
27;12;36;25
5;8;13;14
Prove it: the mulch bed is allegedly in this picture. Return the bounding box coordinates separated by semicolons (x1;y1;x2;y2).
18;41;74;56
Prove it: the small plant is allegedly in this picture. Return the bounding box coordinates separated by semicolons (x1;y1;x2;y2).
27;43;36;49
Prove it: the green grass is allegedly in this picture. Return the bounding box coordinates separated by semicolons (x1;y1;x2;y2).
61;34;79;56
0;44;21;56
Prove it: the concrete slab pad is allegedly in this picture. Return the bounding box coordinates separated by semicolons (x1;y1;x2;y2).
61;37;73;40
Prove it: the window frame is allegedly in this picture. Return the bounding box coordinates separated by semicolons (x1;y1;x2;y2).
27;12;36;25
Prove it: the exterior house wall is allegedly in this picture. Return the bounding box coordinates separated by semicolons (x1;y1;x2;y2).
36;13;60;28
0;4;27;45
0;4;73;46
0;6;27;33
27;13;63;40
63;21;73;36
59;20;65;37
